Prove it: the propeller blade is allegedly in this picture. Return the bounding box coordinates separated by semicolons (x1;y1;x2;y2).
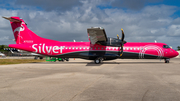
118;46;123;56
120;45;123;56
121;28;124;42
118;28;125;57
117;34;119;39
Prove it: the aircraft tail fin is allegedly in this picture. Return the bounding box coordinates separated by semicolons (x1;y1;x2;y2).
3;16;42;44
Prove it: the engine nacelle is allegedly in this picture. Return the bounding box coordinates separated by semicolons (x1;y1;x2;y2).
97;37;125;47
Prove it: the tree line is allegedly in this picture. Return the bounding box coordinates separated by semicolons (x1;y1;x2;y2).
0;45;9;52
177;46;180;51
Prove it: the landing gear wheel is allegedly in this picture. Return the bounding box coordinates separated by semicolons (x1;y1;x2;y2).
94;59;101;64
39;57;43;59
165;59;170;63
66;58;69;61
94;57;103;64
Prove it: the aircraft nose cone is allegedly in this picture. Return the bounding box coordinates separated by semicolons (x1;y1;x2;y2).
175;51;179;57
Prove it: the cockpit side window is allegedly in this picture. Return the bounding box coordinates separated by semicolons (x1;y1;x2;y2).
163;45;170;48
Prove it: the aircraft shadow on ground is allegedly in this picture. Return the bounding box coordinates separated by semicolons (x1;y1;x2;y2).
86;62;163;66
39;61;164;66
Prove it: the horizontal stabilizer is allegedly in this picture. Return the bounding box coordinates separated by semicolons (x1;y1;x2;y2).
2;16;22;22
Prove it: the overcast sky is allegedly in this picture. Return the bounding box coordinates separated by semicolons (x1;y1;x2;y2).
0;0;180;49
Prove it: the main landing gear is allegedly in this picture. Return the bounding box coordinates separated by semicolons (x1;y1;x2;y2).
34;56;43;60
164;58;170;63
94;57;103;64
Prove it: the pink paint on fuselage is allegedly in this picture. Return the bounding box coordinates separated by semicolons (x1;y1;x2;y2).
6;16;179;59
9;41;179;59
123;42;178;58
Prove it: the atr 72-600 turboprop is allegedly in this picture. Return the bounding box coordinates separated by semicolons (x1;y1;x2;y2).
3;16;179;64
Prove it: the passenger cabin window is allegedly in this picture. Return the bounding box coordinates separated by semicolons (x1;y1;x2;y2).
163;45;170;48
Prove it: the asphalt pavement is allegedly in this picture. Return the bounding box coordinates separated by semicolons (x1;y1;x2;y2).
0;58;180;101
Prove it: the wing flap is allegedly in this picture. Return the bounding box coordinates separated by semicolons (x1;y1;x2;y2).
87;27;107;44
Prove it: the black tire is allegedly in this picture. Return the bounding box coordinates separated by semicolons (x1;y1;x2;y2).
66;58;69;61
94;59;101;64
39;57;43;59
61;58;64;62
165;59;170;63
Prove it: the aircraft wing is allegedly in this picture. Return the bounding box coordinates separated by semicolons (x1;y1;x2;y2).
87;27;107;44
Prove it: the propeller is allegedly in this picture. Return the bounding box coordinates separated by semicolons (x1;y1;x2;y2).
118;28;125;57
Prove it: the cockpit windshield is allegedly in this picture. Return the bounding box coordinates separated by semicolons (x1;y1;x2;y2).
163;45;170;48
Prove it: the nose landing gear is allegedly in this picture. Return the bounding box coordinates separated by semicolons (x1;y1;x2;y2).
164;58;170;63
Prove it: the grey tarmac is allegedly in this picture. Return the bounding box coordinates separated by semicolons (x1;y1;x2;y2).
0;58;180;101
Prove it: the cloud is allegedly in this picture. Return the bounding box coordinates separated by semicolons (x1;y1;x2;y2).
0;36;9;41
1;0;163;11
14;0;83;11
109;0;163;10
0;1;180;49
167;25;180;37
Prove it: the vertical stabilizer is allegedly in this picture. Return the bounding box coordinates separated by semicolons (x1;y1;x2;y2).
3;16;41;44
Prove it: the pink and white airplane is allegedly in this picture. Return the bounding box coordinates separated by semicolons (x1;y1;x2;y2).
3;16;179;64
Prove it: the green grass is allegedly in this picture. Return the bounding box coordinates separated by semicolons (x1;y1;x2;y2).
0;59;46;65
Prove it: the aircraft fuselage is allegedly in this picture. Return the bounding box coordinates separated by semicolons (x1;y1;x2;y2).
9;41;178;60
